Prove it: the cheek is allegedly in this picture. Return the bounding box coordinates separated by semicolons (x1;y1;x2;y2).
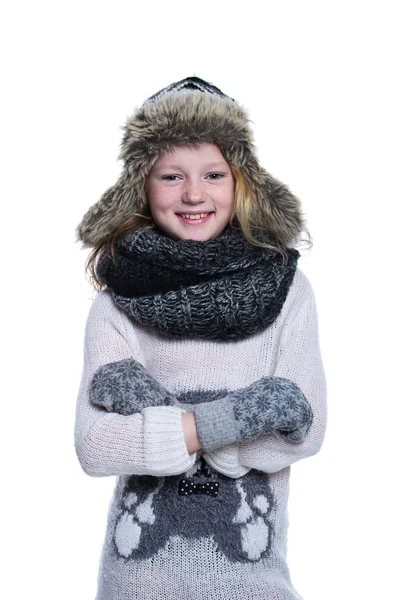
147;184;171;213
222;183;235;212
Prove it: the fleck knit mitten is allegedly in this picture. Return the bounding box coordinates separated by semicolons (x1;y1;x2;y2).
193;377;313;452
90;358;179;414
90;359;313;448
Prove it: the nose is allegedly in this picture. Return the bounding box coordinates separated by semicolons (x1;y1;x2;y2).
182;180;206;204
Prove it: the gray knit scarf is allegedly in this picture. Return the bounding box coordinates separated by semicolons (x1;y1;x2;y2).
97;227;300;340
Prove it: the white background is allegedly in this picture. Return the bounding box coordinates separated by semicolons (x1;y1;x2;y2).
1;1;399;598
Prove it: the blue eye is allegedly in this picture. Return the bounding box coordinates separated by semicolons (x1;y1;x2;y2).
207;173;224;180
161;175;180;181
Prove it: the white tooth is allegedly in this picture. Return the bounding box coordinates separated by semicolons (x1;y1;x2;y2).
180;213;209;220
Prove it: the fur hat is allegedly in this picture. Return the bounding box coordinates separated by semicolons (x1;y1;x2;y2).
76;76;305;249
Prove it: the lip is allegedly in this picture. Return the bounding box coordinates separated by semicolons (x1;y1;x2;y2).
176;212;214;224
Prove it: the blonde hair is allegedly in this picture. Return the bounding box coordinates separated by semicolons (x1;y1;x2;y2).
85;160;311;291
229;166;284;254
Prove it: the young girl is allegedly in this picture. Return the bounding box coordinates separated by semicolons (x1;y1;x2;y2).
75;77;327;600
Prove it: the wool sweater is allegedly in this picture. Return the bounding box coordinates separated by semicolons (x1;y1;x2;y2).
75;267;327;600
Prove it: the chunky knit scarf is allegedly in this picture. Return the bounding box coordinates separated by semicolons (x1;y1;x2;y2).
97;227;300;340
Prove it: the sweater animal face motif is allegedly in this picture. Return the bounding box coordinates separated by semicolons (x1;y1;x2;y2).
89;366;310;565
114;457;274;563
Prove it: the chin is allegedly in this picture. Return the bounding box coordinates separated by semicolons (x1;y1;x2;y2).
181;229;219;242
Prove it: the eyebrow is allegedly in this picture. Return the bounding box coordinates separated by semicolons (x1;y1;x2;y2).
154;162;230;171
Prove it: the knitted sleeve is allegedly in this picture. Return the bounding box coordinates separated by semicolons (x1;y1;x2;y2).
74;292;196;477
204;284;327;476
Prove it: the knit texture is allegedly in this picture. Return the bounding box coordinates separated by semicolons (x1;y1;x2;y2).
90;359;314;449
96;227;300;340
144;75;233;104
194;377;313;450
75;268;327;600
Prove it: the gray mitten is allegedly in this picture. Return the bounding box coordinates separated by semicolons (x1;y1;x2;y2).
91;359;313;450
193;377;313;452
90;358;178;415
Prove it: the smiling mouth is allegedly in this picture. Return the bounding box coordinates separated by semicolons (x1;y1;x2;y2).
177;212;213;221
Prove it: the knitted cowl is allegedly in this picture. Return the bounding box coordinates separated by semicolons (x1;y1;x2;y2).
97;227;300;340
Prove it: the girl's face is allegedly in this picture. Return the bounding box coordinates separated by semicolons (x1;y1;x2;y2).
147;144;235;242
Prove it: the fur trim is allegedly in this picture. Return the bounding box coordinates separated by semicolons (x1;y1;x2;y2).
77;90;305;249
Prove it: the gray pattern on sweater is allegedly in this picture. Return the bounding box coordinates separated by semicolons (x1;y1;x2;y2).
90;367;281;563
113;457;274;563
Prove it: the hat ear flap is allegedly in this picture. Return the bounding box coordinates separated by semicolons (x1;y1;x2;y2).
256;171;306;249
76;168;147;248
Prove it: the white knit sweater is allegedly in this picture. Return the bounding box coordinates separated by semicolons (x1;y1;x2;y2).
75;268;327;600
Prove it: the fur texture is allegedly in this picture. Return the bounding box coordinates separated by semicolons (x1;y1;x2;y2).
112;458;275;563
77;83;305;249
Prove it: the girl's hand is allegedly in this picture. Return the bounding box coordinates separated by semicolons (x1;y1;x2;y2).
90;358;178;414
193;376;314;452
90;358;202;455
90;359;313;454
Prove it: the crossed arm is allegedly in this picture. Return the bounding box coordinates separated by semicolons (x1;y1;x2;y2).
90;357;314;453
75;282;327;478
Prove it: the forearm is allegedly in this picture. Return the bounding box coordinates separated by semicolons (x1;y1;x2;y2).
206;282;327;475
76;373;197;477
204;386;325;476
92;354;313;457
92;360;312;457
76;292;197;477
